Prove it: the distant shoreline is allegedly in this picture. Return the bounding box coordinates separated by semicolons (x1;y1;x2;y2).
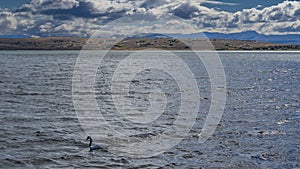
0;37;299;51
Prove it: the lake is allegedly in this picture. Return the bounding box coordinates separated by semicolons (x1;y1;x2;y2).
0;50;299;168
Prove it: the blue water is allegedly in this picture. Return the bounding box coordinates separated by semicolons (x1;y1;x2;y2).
0;51;299;168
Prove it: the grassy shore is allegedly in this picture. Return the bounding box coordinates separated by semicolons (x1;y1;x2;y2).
0;37;299;50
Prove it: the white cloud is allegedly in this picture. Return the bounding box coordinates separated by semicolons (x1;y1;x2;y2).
179;1;300;34
203;0;238;6
5;0;300;36
83;0;134;14
19;0;79;12
39;22;53;32
241;1;300;22
0;12;17;34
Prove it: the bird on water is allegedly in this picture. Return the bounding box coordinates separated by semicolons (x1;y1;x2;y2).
86;136;107;152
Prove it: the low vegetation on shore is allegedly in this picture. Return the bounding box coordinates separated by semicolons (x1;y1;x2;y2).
0;37;299;50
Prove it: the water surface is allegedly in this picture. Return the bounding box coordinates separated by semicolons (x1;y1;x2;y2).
0;51;299;168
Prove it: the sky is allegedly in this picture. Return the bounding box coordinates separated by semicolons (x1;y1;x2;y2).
0;0;300;37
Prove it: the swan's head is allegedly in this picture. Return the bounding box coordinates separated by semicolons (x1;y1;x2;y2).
86;136;92;140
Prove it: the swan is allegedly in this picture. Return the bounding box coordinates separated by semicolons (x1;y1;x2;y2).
86;136;107;152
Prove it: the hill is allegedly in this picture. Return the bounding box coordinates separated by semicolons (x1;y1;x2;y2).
204;31;300;45
0;37;299;50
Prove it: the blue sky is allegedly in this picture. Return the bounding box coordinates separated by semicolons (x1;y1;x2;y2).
0;0;300;37
0;0;31;9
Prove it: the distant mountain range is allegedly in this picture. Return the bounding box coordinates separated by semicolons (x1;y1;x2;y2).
131;32;300;45
0;35;31;38
1;31;299;45
204;31;300;45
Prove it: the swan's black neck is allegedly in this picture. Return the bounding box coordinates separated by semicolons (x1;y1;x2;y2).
89;138;92;147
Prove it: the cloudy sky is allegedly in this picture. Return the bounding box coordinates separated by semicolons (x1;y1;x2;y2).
0;0;300;37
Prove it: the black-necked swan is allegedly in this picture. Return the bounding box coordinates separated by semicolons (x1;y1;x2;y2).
86;136;107;152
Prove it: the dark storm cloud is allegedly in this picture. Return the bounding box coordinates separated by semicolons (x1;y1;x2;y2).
41;1;126;20
140;0;168;9
172;2;200;19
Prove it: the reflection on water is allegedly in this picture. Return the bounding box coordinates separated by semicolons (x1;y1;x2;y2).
0;51;299;168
